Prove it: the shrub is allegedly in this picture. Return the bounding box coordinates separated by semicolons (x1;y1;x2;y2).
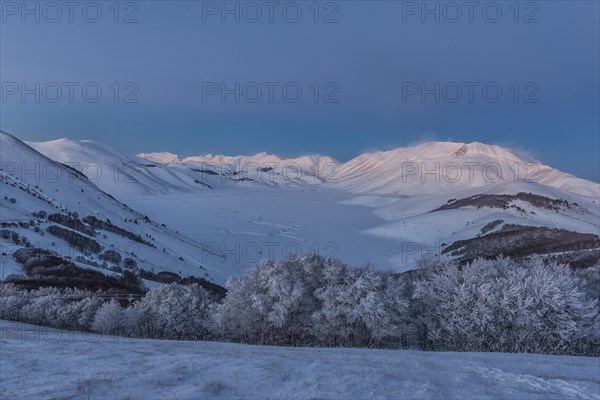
123;258;137;270
99;250;122;265
46;225;101;253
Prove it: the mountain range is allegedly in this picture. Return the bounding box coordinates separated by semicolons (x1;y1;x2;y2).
1;131;598;286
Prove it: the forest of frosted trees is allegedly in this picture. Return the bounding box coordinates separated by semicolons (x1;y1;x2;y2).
1;254;598;356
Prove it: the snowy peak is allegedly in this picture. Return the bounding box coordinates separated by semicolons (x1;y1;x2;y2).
29;137;146;166
2;132;101;194
335;141;596;197
137;152;182;164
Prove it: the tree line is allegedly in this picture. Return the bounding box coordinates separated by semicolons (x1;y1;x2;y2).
1;254;598;356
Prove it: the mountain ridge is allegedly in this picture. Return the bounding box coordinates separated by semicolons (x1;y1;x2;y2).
4;131;600;277
29;137;599;197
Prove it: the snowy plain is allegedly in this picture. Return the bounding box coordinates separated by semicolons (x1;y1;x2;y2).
120;188;406;275
1;320;599;400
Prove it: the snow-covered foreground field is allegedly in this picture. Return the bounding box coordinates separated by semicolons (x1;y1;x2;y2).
1;321;598;400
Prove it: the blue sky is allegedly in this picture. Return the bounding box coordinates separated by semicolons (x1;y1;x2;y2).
1;1;599;181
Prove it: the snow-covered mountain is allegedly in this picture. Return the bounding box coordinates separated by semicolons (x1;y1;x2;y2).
8;133;600;278
0;132;251;284
29;140;339;197
328;142;600;268
30;137;599;199
141;150;339;172
334;141;597;197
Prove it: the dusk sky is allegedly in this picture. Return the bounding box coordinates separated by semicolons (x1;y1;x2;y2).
1;1;598;181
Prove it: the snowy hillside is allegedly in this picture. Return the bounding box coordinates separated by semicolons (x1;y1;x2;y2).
24;135;600;273
0;131;244;284
29;138;212;197
1;320;598;400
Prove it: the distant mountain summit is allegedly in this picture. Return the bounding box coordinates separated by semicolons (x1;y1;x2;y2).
333;141;596;197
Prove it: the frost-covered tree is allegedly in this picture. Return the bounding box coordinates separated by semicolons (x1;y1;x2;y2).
313;263;407;347
0;253;597;355
493;259;599;354
413;257;599;354
0;284;103;331
215;256;306;344
0;284;30;321
312;259;358;346
575;265;600;303
59;293;104;331
214;254;328;345
20;288;66;327
132;283;216;339
92;300;132;336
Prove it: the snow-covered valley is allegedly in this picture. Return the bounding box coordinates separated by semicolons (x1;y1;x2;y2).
119;189;404;276
1;320;599;400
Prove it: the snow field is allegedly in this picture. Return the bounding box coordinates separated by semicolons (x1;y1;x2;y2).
1;320;599;400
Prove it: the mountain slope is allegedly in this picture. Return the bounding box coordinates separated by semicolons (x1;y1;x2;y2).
28;138;205;197
1;131;243;284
